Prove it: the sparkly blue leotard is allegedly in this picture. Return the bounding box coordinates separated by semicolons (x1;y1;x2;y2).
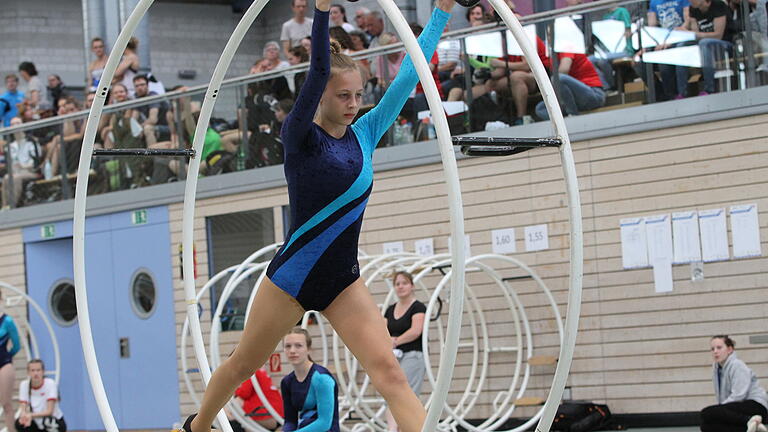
265;7;450;311
0;314;20;368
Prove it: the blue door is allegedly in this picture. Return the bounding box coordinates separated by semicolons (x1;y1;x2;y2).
23;206;179;430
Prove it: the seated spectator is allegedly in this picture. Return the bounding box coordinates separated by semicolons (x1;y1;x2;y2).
300;36;312;56
263;41;290;71
640;0;691;99
330;4;356;33
1;74;25;127
467;3;490;27
364;11;386;48
286;46;309;95
234;366;284;430
113;37;140;98
43;97;85;178
700;335;767;432
281;0;313;57
133;74;176;148
683;0;736;95
330;26;354;52
88;37;109;91
250;58;292;102
354;7;372;40
436;28;464;96
18;62;51;118
101;83;149;188
46;75;67;115
349;30;370;50
535;52;605;118
17;359;67;432
1;117;41;209
374;32;406;85
589;6;636;90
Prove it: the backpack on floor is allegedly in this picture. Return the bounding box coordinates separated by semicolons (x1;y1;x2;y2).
551;401;613;432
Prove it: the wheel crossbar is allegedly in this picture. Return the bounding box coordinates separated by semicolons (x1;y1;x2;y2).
93;148;195;157
452;136;562;157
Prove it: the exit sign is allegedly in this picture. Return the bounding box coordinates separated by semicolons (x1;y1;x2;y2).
41;224;55;239
131;209;148;225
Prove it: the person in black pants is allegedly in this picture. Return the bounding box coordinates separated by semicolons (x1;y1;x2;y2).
700;335;768;432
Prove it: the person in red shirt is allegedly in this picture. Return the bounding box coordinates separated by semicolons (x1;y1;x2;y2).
234;366;284;430
535;52;605;119
489;36;551;123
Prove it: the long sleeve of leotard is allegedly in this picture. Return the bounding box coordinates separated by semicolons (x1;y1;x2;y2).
281;377;299;432
3;316;20;357
294;373;336;432
280;8;330;154
352;7;450;156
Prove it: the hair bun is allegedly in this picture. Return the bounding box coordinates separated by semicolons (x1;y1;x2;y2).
329;39;342;55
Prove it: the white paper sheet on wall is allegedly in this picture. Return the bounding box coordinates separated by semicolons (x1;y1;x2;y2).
672;211;702;264
414;238;434;257
730;204;762;258
620;217;648;268
646;214;673;262
383;241;404;255
698;209;730;262
653;256;673;293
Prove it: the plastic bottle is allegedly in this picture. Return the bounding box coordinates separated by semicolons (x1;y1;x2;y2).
43;160;52;180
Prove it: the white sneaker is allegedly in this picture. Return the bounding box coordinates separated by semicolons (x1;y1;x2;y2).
747;415;766;432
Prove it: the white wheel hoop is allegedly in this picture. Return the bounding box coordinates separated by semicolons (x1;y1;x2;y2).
485;1;584;431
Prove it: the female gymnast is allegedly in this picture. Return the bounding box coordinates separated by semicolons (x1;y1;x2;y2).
281;327;338;431
700;335;768;432
183;0;455;431
384;271;427;431
0;292;21;431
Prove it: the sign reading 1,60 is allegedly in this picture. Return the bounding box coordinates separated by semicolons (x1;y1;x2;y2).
491;228;516;254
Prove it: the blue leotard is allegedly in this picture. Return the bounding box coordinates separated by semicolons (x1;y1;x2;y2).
266;6;450;311
0;314;20;368
281;363;339;432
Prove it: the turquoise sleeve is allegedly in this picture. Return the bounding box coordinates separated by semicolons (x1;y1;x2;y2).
352;8;450;156
5;317;20;357
295;374;336;432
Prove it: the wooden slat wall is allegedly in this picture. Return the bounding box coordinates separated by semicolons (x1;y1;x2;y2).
143;112;768;421
0;228;38;431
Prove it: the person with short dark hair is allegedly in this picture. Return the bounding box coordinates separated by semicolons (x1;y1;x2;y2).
17;359;66;432
683;0;735;95
700;335;768;432
281;0;314;57
133;74;175;148
46;75;67;114
1;74;25;127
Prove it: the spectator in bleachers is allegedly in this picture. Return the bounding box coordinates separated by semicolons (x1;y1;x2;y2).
1;75;24;127
535;52;605;118
101;83;138;149
263;41;290;71
281;0;313;57
133;74;175;149
467;3;489;26
88;37;109;92
436;27;464;97
374;32;405;85
330;4;356;33
349;30;370;50
330;26;354;52
114;37;140;98
18;62;51;117
43;97;85;178
728;0;768;70
287;45;310;94
1;117;41;209
646;0;691;99
683;0;736;95
364;11;386;48
300;36;313;55
700;335;768;432
46;74;67;114
589;6;636;90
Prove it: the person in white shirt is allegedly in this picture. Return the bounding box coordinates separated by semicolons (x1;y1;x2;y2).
17;359;66;432
1;117;41;209
330;4;356;32
281;0;314;57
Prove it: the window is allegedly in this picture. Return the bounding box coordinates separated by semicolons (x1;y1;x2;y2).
49;280;77;326
131;270;157;319
207;208;275;331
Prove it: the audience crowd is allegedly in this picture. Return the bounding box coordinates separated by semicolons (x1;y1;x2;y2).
0;0;766;209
